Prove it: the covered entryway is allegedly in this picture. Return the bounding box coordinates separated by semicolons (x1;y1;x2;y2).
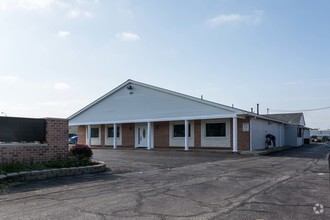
135;123;148;148
135;123;154;149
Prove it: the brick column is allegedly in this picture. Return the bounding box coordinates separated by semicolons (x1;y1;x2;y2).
77;125;86;145
45;118;69;161
194;120;201;148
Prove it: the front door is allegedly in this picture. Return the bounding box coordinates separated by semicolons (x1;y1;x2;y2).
135;124;147;147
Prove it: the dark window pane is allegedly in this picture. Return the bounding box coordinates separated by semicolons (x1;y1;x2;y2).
297;128;302;137
173;124;190;137
91;127;99;138
206;123;226;137
108;127;120;138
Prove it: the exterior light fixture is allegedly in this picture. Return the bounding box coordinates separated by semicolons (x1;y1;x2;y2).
127;85;133;95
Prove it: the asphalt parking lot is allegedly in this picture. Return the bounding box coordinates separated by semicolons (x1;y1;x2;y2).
0;144;329;219
92;148;247;174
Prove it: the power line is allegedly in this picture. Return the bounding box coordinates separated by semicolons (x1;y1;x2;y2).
269;106;330;113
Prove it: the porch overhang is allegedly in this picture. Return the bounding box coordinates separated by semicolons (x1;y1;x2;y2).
69;114;238;126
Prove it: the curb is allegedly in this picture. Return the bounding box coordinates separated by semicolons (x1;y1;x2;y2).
239;147;296;156
0;160;107;182
240;144;320;156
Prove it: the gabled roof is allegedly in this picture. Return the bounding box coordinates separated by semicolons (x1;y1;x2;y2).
68;79;247;120
68;79;293;125
263;113;306;126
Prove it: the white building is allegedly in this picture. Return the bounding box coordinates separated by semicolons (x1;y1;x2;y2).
69;80;309;151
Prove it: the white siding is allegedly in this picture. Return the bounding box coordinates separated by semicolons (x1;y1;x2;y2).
201;119;231;148
70;84;235;125
251;118;284;150
285;126;297;146
280;124;285;147
169;121;194;147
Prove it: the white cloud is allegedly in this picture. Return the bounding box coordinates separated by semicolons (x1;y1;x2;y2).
207;11;263;27
0;0;54;10
53;82;71;91
0;75;20;83
115;32;141;42
58;30;71;38
67;9;93;19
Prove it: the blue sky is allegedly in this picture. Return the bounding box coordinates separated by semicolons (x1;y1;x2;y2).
0;0;329;129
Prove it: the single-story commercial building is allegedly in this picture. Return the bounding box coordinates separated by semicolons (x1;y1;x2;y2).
68;80;309;152
264;113;310;146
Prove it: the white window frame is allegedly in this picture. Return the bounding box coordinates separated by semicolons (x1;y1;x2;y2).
169;121;194;147
201;119;230;148
86;125;101;145
105;124;122;146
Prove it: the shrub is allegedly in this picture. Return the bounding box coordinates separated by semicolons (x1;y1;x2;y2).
70;144;93;159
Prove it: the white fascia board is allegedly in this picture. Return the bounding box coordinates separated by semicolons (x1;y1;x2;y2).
69;114;238;126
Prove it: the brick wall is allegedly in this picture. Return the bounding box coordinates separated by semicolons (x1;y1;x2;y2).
194;120;201;148
154;122;169;147
238;118;250;150
73;118;250;151
0;118;68;164
100;124;105;147
77;125;86;145
122;123;134;147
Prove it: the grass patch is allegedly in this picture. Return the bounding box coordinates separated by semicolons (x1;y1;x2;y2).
0;157;94;175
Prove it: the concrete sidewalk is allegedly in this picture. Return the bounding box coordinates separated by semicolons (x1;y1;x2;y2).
240;143;328;156
91;144;326;156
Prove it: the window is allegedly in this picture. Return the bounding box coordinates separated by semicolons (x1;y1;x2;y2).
91;127;99;138
206;123;226;137
242;123;249;132
173;124;191;137
108;127;120;138
297;128;302;137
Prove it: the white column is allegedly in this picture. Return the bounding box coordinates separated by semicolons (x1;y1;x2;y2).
87;125;91;148
113;123;117;149
151;123;154;149
232;117;238;153
185;120;189;151
147;122;151;150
